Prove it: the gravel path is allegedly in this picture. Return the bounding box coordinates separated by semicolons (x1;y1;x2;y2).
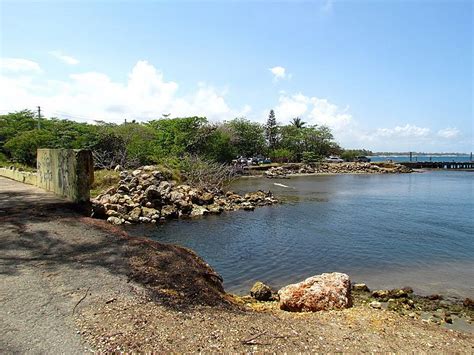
1;176;473;353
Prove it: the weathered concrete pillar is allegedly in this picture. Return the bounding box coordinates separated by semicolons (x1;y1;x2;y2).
36;149;94;202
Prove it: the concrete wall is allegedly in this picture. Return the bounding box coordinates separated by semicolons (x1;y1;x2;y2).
0;167;37;185
36;149;94;203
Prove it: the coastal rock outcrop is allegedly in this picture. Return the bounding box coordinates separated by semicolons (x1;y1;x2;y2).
264;162;412;178
278;272;352;312
91;166;278;225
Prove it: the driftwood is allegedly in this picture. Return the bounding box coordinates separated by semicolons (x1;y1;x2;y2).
241;330;299;345
72;287;91;315
241;330;268;345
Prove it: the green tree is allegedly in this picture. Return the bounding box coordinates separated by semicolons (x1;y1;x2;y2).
291;117;306;129
340;149;373;161
265;109;279;151
0;110;37;156
4;130;54;165
279;124;340;162
188;124;235;162
226;118;266;157
114;122;156;165
148;116;207;158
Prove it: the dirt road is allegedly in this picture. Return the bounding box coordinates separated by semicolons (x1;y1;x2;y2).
0;177;145;353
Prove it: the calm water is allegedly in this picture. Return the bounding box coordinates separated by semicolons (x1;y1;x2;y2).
127;171;474;298
370;155;472;163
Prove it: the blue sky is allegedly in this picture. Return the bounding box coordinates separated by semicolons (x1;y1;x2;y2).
0;0;472;152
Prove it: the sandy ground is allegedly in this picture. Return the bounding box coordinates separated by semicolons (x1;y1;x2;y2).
1;176;473;353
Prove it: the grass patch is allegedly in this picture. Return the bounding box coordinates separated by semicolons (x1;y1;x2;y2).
91;169;121;197
0;160;37;172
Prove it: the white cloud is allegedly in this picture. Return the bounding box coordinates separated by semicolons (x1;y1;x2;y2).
269;66;291;82
274;92;353;131
356;124;468;151
49;50;79;65
0;58;42;73
271;92;469;151
437;127;460;139
374;124;431;138
0;59;246;123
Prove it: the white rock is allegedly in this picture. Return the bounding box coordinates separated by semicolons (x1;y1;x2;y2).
278;272;352;312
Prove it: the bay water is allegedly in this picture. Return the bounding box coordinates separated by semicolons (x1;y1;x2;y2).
127;170;473;298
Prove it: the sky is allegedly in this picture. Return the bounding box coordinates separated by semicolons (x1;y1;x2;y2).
0;0;472;152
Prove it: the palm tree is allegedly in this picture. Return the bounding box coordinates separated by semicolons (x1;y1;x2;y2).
291;117;306;129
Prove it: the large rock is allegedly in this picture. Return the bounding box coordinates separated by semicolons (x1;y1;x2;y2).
161;205;178;219
250;281;273;301
107;216;123;225
128;206;142;221
278;272;352;312
142;207;159;219
190;205;209;217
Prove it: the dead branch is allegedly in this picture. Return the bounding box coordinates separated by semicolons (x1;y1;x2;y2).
72;286;91;315
241;330;268;345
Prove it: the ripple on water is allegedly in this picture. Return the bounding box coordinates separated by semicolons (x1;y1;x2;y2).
127;171;474;298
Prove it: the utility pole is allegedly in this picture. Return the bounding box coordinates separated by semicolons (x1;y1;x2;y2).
37;106;41;129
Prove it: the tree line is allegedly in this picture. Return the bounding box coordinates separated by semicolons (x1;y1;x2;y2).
0;109;370;169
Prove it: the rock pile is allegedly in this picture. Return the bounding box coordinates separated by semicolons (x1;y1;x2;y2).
91;166;278;225
278;272;352;312
264;162;412;178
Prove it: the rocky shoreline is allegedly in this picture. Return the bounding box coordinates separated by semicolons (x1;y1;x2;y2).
239;276;473;333
264;162;412;178
90;162;414;224
91;166;278;225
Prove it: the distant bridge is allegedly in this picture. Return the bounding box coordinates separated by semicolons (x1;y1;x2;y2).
399;161;474;170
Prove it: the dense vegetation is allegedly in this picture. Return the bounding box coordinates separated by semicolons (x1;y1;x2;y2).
0;109;367;169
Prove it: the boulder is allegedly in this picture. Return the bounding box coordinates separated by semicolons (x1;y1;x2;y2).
142;207;159;219
240;202;255;211
353;283;370;292
161;205;178;219
200;192;215;205
463;298;474;309
169;191;184;203
129;207;142;221
106;209;121;217
117;184;130;194
250;281;273;301
158;181;172;195
278;272;352;312
145;185;161;200
371;289;390;300
207;204;223;214
190;205;209;217
370;301;382;309
107;216;123;225
91;201;106;218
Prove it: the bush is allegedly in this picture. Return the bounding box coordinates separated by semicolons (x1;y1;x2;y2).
179;155;236;192
269;148;293;163
301;151;323;164
4;130;53;165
